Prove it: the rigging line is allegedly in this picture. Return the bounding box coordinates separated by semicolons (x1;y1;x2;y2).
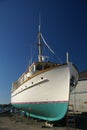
41;33;55;54
40;33;63;63
28;44;37;66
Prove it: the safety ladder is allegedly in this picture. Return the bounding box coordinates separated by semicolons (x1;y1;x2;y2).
66;104;76;130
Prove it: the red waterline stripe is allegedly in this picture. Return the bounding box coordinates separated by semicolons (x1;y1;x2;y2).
12;100;68;104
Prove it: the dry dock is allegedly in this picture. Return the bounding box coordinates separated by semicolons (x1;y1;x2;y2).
0;113;86;130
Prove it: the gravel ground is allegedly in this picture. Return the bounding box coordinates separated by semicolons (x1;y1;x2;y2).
0;113;86;130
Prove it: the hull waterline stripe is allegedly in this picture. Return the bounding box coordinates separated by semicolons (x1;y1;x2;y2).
12;100;68;104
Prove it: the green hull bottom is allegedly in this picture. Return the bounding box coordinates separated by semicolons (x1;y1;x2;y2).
13;102;68;121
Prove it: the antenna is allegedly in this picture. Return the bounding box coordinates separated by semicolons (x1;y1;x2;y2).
39;14;41;33
66;52;69;63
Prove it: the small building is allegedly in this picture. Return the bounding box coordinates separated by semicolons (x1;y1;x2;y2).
69;70;87;113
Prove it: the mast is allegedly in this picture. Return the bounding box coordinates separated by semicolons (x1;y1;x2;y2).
38;16;42;62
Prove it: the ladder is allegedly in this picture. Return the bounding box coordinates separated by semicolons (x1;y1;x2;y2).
66;104;76;130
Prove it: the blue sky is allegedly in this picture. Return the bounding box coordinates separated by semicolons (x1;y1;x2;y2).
0;0;87;104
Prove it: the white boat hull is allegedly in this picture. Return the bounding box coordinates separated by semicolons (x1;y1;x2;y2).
11;63;78;121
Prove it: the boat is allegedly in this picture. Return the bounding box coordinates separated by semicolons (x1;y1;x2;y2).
11;23;79;121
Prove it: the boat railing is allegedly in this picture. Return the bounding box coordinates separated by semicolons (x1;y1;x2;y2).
12;63;60;92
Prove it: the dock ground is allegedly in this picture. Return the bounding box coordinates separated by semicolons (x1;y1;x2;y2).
0;112;87;130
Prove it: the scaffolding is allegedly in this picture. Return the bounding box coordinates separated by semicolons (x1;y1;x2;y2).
66;104;76;130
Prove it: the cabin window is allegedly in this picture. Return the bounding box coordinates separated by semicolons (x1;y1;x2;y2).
36;65;43;70
44;65;50;69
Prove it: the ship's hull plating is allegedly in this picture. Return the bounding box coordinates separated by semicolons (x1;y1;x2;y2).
11;63;78;121
13;102;68;121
